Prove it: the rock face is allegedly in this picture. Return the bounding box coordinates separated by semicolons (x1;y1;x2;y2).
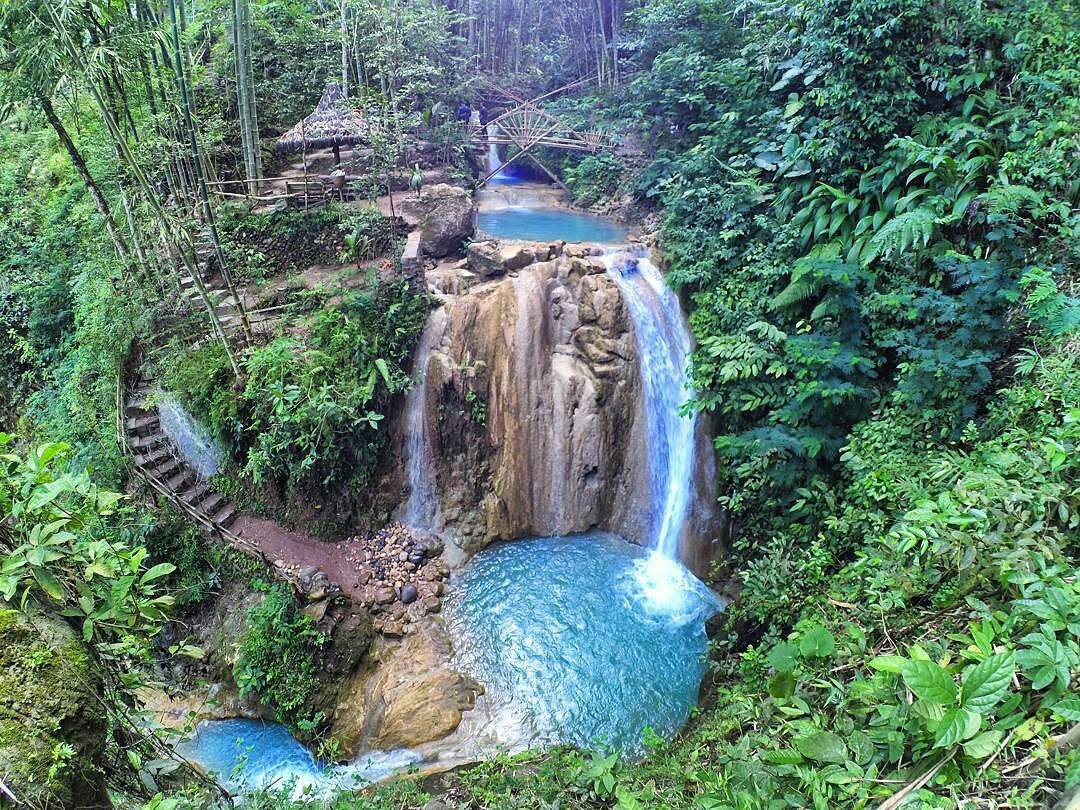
399;243;726;572
399;184;474;258
404;247;656;559
0;606;110;808
329;617;480;754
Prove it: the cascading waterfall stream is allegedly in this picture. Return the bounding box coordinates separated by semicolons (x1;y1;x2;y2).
181;198;722;793
402;306;448;529
601;251;696;560
157;393;223;479
486;123;501;175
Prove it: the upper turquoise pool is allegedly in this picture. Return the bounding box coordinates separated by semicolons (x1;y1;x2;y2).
476;206;629;244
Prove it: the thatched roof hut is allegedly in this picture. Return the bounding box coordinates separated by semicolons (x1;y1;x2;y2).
276;83;374;162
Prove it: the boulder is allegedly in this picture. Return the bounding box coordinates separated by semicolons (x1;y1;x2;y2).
329;618;481;754
405;255;649;557
0;606;110;808
400;184;474;258
466;240;504;277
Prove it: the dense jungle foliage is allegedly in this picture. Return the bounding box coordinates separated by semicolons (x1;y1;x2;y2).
0;0;1076;807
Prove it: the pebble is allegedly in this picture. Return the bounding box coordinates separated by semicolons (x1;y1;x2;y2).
335;523;451;635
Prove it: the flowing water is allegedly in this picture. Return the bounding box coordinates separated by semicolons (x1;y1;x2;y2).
402;306;448;528
443;533;717;755
157;394;223;478
601;252;697;560
176;719;419;799
486;123;502;176
181;192;719;795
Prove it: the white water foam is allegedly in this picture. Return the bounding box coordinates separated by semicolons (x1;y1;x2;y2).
601;252;697;561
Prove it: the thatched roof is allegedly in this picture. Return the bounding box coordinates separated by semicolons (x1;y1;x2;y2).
276;84;375;153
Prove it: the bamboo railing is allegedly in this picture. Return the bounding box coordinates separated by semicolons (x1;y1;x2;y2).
114;364;302;589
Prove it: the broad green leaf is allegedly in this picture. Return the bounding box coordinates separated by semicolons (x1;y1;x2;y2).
32;567;65;601
934;707;981;748
795;730;847;764
768;671;796;699
848;730;875;765
960;652;1014;715
962;729;1003;759
767;641;798;672
762;749;804;765
1051;698;1080;721
868;655;907;674
374;357;392;386
799;626;836;658
902;660;957;705
139;563;176;584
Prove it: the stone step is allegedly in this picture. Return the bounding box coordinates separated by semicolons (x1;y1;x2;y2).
165;469;195;492
150;456;181;480
200;493;226;517
126;415;159;437
215;505;237;529
180;483;213;508
131;433;162;452
134;446;171;469
125;402;151;419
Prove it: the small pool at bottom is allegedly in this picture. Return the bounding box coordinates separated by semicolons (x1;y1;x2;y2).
176;718;419;798
177;533;721;796
476;206;629;243
443;532;721;755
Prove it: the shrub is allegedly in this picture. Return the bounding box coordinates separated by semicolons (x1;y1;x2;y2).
564;153;622;207
233;583;327;734
235;280;429;495
340;207;396;262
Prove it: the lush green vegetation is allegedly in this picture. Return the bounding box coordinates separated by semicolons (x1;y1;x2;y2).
160;278;429;530
439;0;1079;806
233;582;328;735
0;0;1076;806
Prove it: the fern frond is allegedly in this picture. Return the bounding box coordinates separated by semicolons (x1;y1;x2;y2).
862;207;939;266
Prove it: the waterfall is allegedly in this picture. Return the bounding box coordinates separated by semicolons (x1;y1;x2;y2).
602;252;697;561
157;394;223;479
486;123;502;176
402;306;448;528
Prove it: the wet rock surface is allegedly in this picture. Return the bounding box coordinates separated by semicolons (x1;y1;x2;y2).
404;244;652;560
329;616;481;755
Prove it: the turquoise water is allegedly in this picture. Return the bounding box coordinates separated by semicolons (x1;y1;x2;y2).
444;533;720;754
178;719;419;799
476;207;628;243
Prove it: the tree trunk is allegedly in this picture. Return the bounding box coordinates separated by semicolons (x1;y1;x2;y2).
339;0;349;97
39;94;131;265
168;0;253;352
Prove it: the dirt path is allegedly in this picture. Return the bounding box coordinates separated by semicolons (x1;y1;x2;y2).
233;516;450;632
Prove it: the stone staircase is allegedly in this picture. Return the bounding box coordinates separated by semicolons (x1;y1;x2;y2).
124;374;237;534
178;234;248;342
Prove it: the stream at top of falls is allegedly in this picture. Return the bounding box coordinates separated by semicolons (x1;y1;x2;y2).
180;195;722;800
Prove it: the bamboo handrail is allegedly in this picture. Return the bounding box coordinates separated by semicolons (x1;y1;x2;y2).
114;364;320;593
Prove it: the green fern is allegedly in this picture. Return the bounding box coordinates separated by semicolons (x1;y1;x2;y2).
983;184;1044;216
1021;267;1080;337
861;207;940;265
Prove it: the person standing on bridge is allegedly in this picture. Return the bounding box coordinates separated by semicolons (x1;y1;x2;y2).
479;103;490;127
457;101;471;127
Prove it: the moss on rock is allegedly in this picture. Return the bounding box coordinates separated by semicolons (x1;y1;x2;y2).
0;605;110;808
